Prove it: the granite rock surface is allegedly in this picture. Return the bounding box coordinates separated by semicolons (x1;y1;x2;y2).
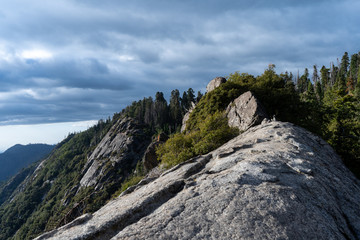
35;121;360;240
180;102;196;133
206;77;226;93
79;117;151;190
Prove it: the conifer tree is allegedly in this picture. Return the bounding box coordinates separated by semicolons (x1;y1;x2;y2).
196;91;203;103
329;63;338;87
346;53;359;93
355;68;360;97
153;92;168;128
312;65;319;84
143;97;154;126
280;71;295;92
306;81;316;103
349;53;358;80
320;66;329;89
297;68;309;93
335;52;349;94
181;91;189;113
340;52;350;74
169;89;182;131
315;81;323;101
186;88;195;106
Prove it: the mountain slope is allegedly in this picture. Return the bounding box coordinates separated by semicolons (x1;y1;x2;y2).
0;57;359;239
0;144;55;182
0;115;159;240
35;121;360;240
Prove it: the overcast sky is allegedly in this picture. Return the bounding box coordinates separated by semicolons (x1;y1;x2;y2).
0;0;359;151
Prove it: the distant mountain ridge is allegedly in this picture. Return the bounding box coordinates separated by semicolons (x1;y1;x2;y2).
0;143;55;182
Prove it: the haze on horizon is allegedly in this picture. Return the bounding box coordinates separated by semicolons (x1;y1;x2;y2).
0;0;359;151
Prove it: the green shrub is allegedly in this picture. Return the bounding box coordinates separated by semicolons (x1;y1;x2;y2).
157;111;239;168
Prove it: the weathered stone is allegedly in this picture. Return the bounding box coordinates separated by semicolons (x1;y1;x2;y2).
206;76;226;92
79;117;151;190
35;121;360;240
226;91;269;132
180;102;196;133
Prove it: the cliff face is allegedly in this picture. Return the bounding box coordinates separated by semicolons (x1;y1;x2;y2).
79;117;151;190
35;121;360;240
0;117;153;239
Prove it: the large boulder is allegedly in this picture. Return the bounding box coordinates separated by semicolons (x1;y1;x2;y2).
226;91;269;132
206;77;226;92
35;121;360;240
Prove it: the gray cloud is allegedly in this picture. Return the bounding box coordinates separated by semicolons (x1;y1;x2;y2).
0;0;359;125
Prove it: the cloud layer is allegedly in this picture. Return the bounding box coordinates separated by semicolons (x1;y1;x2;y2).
0;0;359;125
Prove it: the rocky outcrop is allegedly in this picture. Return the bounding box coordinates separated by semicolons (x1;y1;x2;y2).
79;117;151;190
35;121;360;240
226;91;269;132
206;76;226;92
180;102;196;133
142;133;168;172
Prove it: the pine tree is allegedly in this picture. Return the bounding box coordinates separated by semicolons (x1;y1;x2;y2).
143;97;154;126
315;81;323;101
133;100;143;121
181;88;196;113
186;88;195;106
349;53;358;80
196;91;203;103
355;67;360;97
306;81;316;103
280;71;295;91
181;91;189;113
320;66;329;89
297;68;309;93
169;89;182;131
346;53;359;94
153;92;168;128
335;52;349;94
329;63;337;87
312;65;319;84
340;52;350;74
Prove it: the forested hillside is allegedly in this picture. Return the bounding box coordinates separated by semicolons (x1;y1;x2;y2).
0;123;112;239
121;88;202;134
0;51;358;240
